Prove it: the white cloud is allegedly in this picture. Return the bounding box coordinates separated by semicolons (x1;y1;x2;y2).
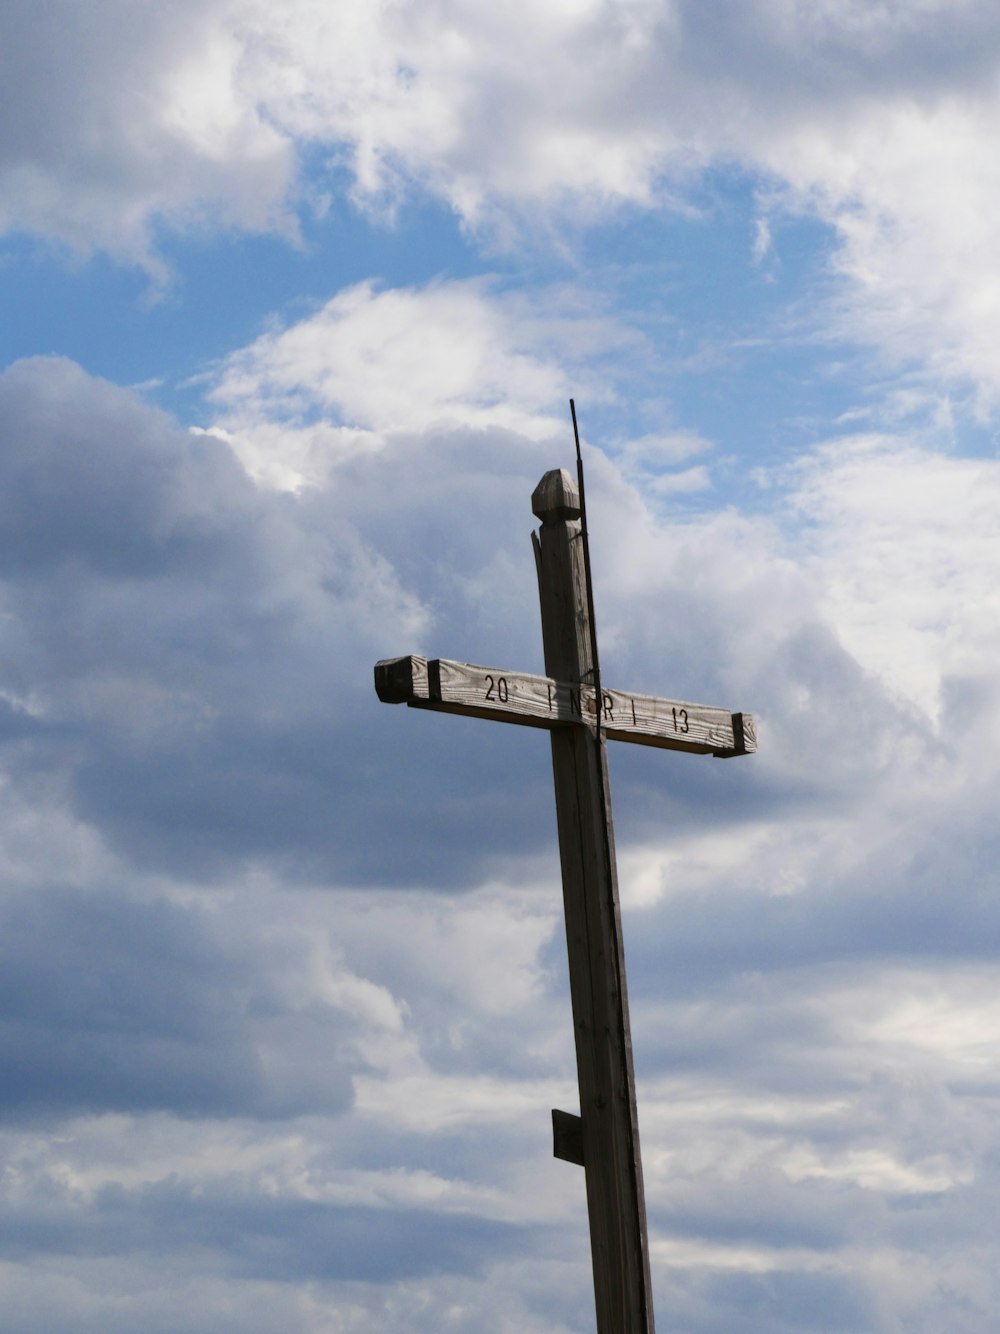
206;277;636;489
8;0;1000;404
0;0;294;272
752;215;773;265
231;0;1000;406
785;433;1000;716
753;87;1000;405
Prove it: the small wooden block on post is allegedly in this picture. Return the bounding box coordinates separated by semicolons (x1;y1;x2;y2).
553;1108;585;1167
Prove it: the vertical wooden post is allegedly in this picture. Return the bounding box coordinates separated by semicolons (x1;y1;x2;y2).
532;468;655;1333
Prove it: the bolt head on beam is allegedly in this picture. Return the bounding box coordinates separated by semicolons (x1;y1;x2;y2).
532;468;581;524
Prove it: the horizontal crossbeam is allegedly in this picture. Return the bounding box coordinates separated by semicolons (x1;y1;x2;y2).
374;655;756;758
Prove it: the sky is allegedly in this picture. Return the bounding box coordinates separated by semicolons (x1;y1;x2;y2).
4;2;1000;1330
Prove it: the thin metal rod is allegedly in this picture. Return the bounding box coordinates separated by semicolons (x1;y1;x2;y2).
569;399;654;1331
570;399;604;738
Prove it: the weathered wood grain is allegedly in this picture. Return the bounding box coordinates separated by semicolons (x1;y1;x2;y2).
374;654;756;758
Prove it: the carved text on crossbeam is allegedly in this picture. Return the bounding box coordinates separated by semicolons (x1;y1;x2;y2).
375;654;756;758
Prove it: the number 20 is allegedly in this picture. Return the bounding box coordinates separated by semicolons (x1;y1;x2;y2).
485;674;509;703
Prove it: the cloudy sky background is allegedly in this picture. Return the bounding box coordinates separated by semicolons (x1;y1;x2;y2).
4;2;1000;1330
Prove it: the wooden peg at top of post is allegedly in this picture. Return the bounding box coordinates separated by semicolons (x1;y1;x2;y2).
531;469;592;686
532;467;582;523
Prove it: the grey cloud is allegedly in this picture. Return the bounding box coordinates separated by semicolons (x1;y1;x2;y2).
0;353;961;920
0;884;358;1122
0;0;292;262
0;1275;310;1334
0;887;261;1118
0;1178;533;1283
0;360;567;887
670;1266;876;1334
672;0;1000;109
621;794;1000;1005
0;357;261;582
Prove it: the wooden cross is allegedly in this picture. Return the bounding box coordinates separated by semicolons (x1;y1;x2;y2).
374;467;756;1333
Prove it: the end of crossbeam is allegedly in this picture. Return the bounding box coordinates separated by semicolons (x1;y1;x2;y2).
532;469;581;524
712;711;757;758
374;655;429;704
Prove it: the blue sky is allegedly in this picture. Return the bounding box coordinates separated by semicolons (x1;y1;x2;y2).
4;3;1000;1331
